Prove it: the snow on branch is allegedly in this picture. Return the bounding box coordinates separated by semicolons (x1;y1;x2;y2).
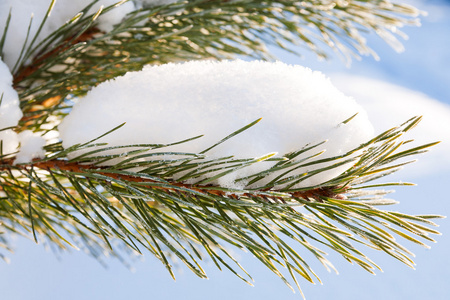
58;60;374;189
0;58;45;162
0;59;22;154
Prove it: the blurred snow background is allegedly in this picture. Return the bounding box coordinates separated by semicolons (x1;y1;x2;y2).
0;0;449;299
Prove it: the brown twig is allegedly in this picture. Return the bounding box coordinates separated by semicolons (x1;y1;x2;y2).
1;158;347;203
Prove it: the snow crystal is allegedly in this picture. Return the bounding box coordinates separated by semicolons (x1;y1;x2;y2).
59;60;374;189
14;130;46;164
0;58;22;155
0;0;136;69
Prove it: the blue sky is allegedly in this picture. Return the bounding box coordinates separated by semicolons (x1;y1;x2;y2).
1;1;449;299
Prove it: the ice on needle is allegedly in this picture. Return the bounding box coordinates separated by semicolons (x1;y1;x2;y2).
59;60;374;189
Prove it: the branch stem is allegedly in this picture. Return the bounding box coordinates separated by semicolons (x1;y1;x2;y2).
1;158;345;202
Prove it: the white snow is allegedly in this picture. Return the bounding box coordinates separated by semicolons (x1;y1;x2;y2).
0;59;22;155
14;130;46;164
0;60;22;130
0;0;136;69
0;129;19;156
59;60;374;189
1;58;46;162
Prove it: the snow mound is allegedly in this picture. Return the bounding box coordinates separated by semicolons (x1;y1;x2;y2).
59;60;374;189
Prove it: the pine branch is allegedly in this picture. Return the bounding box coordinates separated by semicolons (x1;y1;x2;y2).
0;1;442;297
0;116;443;294
3;157;347;203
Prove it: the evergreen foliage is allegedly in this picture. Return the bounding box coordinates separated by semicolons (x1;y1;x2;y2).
0;0;443;296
